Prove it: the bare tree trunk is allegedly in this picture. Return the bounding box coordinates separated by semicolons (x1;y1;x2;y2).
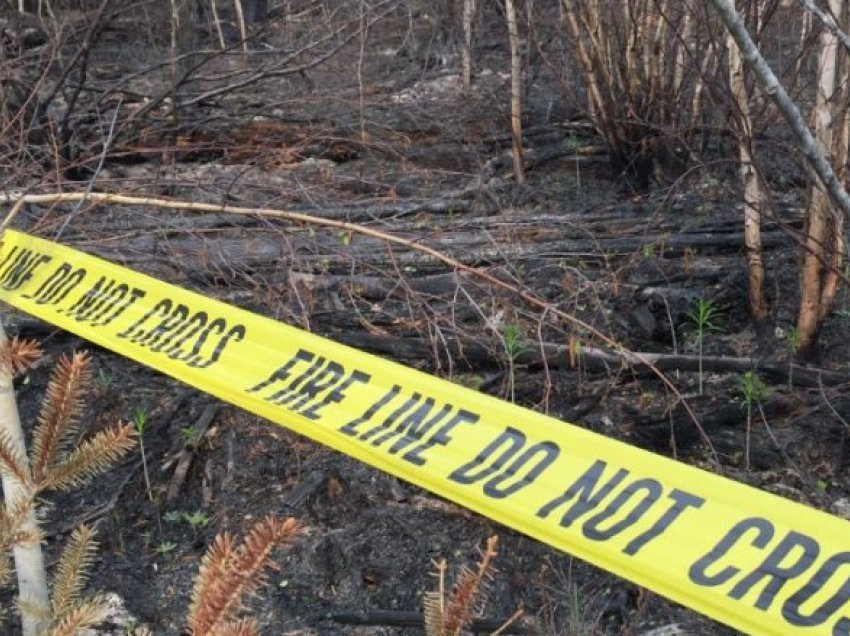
0;321;48;636
170;0;195;153
817;1;849;322
795;3;813;79
461;0;476;95
234;0;249;53
728;11;768;324
504;0;524;184
171;0;194;99
210;0;226;51
797;0;841;351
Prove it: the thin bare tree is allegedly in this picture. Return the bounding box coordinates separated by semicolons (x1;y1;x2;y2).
710;0;850;352
461;0;477;95
728;2;768;325
795;0;847;351
504;0;524;184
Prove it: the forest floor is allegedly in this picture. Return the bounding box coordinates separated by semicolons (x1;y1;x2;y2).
3;4;850;635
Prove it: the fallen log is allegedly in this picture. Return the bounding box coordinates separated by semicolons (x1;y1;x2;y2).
332;332;850;388
574;346;849;388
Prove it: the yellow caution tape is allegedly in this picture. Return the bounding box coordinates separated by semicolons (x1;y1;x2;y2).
0;228;848;635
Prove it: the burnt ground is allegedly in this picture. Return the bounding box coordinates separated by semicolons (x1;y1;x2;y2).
3;4;850;635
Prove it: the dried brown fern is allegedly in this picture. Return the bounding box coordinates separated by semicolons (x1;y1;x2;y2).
37;423;136;492
0;425;33;487
187;516;303;636
424;536;501;636
209;618;260;636
0;497;42;550
30;352;92;486
423;558;447;636
43;596;110;636
0;334;43;549
50;524;99;620
0;337;41;378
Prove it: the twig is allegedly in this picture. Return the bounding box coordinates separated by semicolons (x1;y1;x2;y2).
280;469;327;509
55;96;122;241
327;610;529;634
165;403;219;501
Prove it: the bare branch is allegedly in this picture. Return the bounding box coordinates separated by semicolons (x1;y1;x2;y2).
798;0;850;55
708;0;850;221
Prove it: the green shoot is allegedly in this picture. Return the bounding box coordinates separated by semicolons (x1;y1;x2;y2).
155;541;177;557
163;511;182;524
568;131;581;191
180;426;202;446
785;326;800;391
502;324;527;403
94;368;113;392
132;407;154;503
183;510;210;535
685;298;723;395
739;371;770;472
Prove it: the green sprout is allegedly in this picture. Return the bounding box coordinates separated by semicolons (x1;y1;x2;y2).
685;298;723;395
94;368;113;392
502;324;528;403
132;407;154;502
785;326;800;391
155;540;177;557
739;371;770;472
163;510;183;524
568;131;582;191
183;510;210;535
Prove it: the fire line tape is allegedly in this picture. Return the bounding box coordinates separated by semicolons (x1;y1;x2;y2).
0;228;848;635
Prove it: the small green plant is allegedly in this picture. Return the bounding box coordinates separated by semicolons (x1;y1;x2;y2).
180;425;202;446
685;298;723;395
155;540;177;557
94;368;113;392
502;324;528;403
132;407;154;502
568;131;581;191
163;510;183;524
569;583;582;633
164;510;210;538
739;371;770;472
785;326;800;390
183;510;211;535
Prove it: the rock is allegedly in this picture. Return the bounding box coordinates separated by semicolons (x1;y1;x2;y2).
831;497;850;520
78;593;149;636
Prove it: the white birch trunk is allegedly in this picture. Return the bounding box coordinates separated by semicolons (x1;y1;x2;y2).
0;321;48;636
